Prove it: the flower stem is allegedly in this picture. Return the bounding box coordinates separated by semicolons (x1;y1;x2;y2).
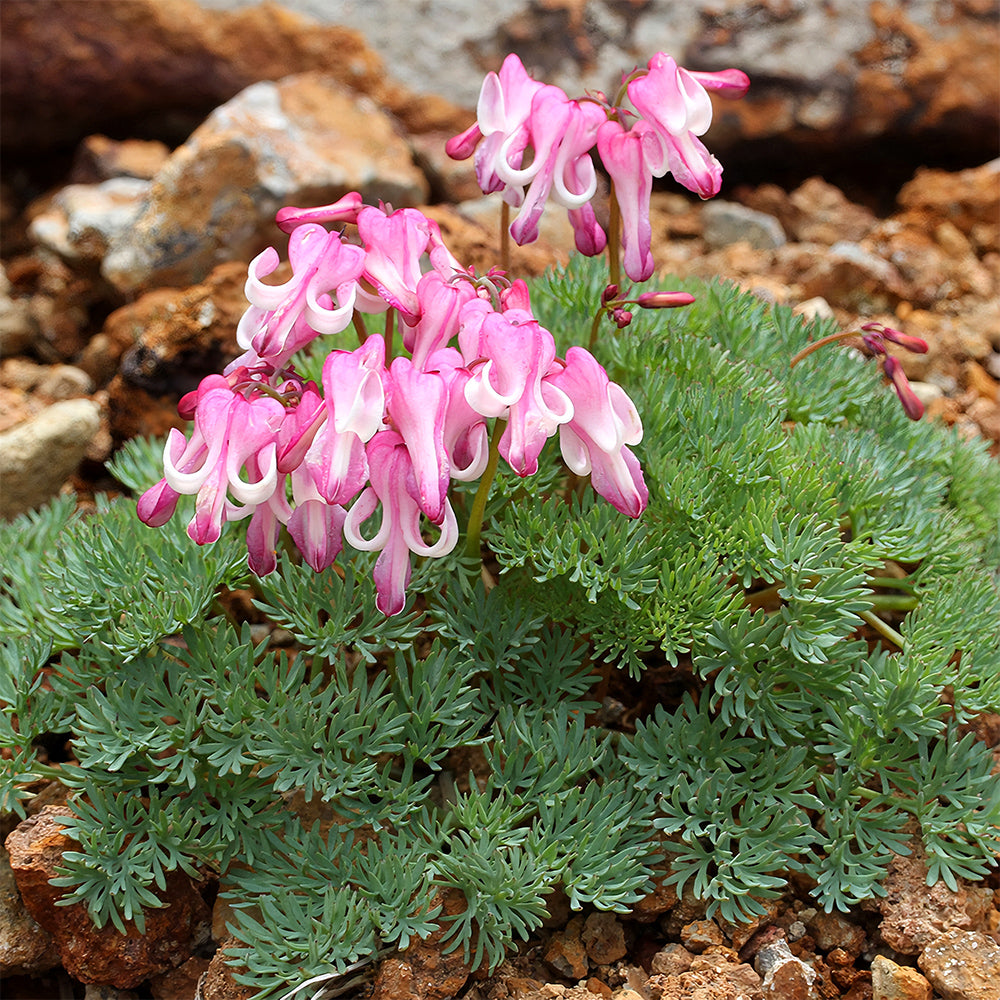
589;308;606;352
607;181;622;289
789;330;857;368
465;418;507;561
384;307;396;359
352;311;369;345
500;201;511;274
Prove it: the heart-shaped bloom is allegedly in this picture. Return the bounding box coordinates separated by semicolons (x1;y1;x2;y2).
546;346;648;517
385;356;451;524
596;119;666;282
142;374;286;545
344;431;459;616
236;224;364;367
403;271;478;371
287;464;348;573
461;302;573;476
627;53;725;199
302;335;387;507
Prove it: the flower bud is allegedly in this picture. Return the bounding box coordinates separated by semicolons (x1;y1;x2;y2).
862;322;928;355
601;284;621;306
636;291;697;309
884;356;925;421
613;308;633;329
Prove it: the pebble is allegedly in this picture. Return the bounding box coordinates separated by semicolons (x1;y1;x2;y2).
870;955;932;1000
0;398;101;519
701;200;787;251
582;912;627;965
756;938;820;999
918;928;1000;1000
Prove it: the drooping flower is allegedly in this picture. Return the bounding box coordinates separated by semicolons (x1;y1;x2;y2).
883;356;925;421
596;118;665;281
446;53;546;201
344;430;459;615
139;374;287;546
287;465;347;573
546;346;648;517
627;53;729;199
403;270;478;371
460;300;573;476
234;224;364;368
302;335;387;507
385;356;451;524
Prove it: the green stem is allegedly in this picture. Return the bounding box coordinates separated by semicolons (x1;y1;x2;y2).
860;609;907;650
606;181;621;290
464;418;507;561
500;201;511;274
869;594;919;612
384;307;396;359
352;311;369;346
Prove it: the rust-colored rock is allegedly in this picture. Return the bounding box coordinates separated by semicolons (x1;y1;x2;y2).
878;846;993;955
544;915;589;980
870;955;932;1000
581;912;627;966
369;889;471;1000
103;260;249;444
199;938;256;1000
918;928;1000;1000
0;827;58;976
4;805;210;989
0;0;469;155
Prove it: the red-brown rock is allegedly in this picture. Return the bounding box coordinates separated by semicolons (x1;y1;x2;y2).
918;928;1000;1000
4;805;210;989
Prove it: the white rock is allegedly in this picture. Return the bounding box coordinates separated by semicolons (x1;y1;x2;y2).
0;398;101;519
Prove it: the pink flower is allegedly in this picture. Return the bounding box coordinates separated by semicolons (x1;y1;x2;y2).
385;356;451;524
344;431;459;616
275;192;364;234
596;119;665;281
446;53;545;200
302;336;387;506
460;302;573;476
403;271;478;371
503;90;606;248
546;347;648;517
627;53;725;199
883;356;925;421
424;347;490;482
287;465;347;573
236;225;364;367
143;374;286;545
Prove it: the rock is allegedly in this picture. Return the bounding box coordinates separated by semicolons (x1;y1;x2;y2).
680;918;725;954
28;178;150;263
70;135;172;184
102;72;429;293
199;938;255;1000
582;912;627;966
897;160;1000;255
805;910;866;956
0;0;469;155
964;360;1000;402
878;846;993;955
755;939;820;1000
544;916;589;980
369;890;471;1000
651;943;695;977
103;260;249;443
799;240;908;313
0;831;58;977
0;265;36;357
918;928;1000;1000
870;955;932;1000
630;873;679;924
701;201;786;251
5;806;210;989
35;364;94;401
84;987;139;1000
0;398;101;519
148;956;212;1000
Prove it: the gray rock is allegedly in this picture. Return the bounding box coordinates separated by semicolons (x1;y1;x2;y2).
0;398;101;520
28;178;150;262
102;73;430;293
0;267;36;358
701;200;786;250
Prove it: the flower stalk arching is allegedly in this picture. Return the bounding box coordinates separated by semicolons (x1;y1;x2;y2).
464;418;507;562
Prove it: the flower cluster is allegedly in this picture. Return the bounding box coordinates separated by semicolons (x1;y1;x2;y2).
138;198;648;614
446;52;749;281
